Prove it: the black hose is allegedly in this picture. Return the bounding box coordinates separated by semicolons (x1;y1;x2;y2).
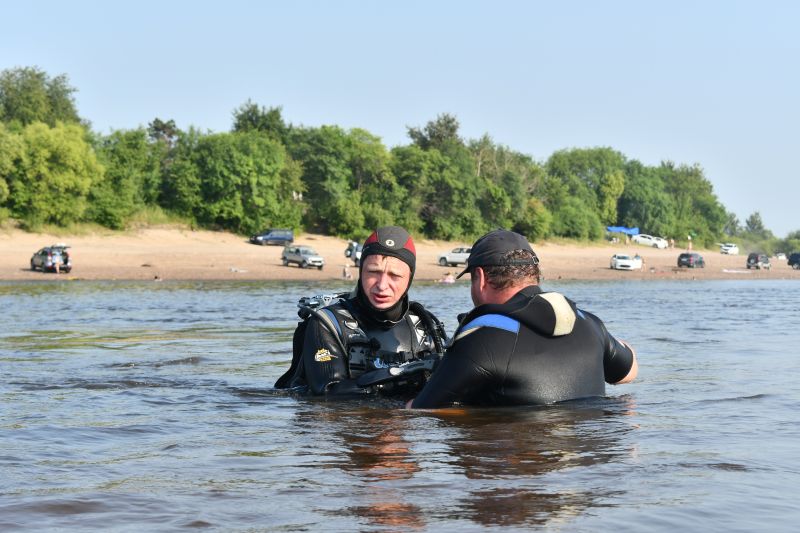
409;301;448;354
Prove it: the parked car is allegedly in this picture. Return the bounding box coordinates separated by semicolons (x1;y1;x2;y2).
344;241;363;266
775;252;787;260
31;244;72;273
677;252;705;268
746;252;770;270
631;234;668;249
788;252;800;270
610;254;643;271
282;245;324;269
720;243;739;255
438;247;471;267
249;228;294;246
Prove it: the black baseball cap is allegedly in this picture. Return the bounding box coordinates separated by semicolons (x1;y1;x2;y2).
456;230;538;279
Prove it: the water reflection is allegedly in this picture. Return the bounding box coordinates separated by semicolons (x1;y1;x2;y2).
340;412;426;530
291;396;637;530
292;402;425;530
425;398;638;528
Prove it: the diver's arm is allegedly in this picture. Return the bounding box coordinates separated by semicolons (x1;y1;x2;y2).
586;310;637;385
408;333;491;409
613;341;638;384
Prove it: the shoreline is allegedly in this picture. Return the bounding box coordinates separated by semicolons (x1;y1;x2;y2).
1;227;796;282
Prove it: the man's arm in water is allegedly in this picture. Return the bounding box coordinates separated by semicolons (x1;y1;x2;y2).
586;309;638;385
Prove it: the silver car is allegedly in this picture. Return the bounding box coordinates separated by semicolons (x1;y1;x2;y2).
31;244;72;273
282;245;325;269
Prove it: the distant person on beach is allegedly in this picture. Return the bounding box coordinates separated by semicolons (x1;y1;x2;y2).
275;226;447;398
407;229;637;409
60;248;69;273
438;272;455;284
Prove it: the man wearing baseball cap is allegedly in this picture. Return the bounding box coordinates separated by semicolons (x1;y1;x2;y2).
407;229;637;408
275;226;446;397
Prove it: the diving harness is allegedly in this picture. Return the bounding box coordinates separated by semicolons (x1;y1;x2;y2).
284;292;448;390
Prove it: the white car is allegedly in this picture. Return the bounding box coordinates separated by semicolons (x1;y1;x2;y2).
610;253;643;271
438;247;471;267
720;243;739;255
631;234;668;249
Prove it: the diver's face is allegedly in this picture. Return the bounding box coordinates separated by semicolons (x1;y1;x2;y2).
360;255;411;309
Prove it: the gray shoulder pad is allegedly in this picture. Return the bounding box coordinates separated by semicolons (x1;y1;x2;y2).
537;292;575;336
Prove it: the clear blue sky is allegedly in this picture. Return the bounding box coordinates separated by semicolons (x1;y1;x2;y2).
3;1;798;236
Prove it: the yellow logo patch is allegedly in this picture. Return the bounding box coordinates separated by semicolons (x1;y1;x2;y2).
314;348;334;362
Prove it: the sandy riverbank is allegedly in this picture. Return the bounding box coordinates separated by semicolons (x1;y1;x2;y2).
1;227;796;282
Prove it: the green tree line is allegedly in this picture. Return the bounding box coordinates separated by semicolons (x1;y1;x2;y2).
2;66;798;253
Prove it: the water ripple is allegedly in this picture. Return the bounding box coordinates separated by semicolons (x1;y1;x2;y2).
2;279;799;531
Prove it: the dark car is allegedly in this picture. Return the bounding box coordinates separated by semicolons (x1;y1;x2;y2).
677;252;705;268
31;244;72;273
249;228;294;246
746;252;771;270
789;252;800;270
344;241;363;266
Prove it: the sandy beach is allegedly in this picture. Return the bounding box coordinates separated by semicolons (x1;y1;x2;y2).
1;226;796;282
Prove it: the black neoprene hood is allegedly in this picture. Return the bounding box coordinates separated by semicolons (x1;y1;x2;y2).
361;226;416;275
357;226;417;321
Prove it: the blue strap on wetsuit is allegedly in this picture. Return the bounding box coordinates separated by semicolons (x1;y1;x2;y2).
455;313;520;341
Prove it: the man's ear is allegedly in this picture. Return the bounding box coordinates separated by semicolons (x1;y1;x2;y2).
474;267;487;291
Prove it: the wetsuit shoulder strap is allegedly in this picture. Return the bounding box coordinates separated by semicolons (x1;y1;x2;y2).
454;313;520;342
317;308;342;337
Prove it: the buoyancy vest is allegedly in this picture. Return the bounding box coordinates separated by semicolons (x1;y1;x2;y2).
273;295;446;389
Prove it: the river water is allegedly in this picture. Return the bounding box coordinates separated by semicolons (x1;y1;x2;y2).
2;279;799;532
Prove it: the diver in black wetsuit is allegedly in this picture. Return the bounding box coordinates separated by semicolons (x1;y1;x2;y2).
408;229;638;409
274;226;446;398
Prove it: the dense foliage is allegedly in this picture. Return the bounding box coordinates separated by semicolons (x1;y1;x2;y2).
0;67;82;127
0;66;795;253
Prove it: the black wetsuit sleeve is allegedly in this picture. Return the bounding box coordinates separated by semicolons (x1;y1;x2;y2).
585;310;635;384
301;315;363;396
411;330;495;408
